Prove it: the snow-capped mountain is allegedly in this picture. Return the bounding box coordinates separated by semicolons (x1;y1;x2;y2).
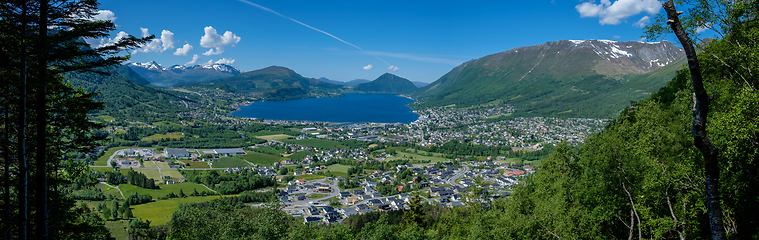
128;61;242;86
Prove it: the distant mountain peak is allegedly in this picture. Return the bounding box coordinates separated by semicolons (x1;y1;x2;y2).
127;61;243;86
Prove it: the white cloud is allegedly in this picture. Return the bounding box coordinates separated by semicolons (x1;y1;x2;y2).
161;30;175;51
576;0;660;25
633;16;650;28
388;66;399;72
85;31;128;48
185;54;200;66
214;58;236;65
134;28;177;54
174;43;193;56
202;48;223;56
200;26;241;56
92;10;116;22
363;64;373;70
140;28;150;38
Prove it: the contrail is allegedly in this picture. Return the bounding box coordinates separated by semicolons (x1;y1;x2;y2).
236;0;393;67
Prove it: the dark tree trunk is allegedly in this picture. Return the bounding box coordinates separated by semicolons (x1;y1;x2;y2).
36;1;49;238
662;1;727;239
18;2;29;239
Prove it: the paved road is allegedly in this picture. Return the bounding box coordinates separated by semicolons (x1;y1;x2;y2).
446;165;470;187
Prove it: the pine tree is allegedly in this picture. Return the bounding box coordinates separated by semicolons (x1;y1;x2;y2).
0;0;148;238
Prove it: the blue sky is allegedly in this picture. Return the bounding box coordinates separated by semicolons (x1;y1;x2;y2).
94;0;685;83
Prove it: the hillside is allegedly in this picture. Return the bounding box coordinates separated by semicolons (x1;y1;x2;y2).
353;73;418;94
63;67;190;123
412;39;685;118
203;66;344;100
128;61;242;86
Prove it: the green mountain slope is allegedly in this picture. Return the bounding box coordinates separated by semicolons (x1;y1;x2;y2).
64;67;190;123
353;73;418;94
412;40;685;118
201;65;343;100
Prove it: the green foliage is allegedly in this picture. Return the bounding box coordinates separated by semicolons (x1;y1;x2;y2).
181;170;277;194
127;169;159;189
125;192;154;206
168;199;295;240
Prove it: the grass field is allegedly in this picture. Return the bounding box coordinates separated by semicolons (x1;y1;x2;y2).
142;133;184;141
105;220;128;240
257;134;293;141
142;161;158;168
94;146;134;166
240;152;281;166
161;169;184;179
393;151;448;163
118;182;210;199
286;151;315;161
99;183;123;198
299;174;327;181
155;162;170;168
135;169;161;181
283;139;347;149
213;156;252;168
323;164;351;178
180;160;209;168
95;115;116;122
90;167;131;175
252;146;286;156
131;195;223;225
151;121;184;127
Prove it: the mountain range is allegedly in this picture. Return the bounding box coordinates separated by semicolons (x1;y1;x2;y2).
411;39;685;118
352;73;418;94
128;61;242;86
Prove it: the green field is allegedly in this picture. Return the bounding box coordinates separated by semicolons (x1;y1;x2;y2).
95;115;116;122
250;130;288;136
284;139;347;149
151;121;184;127
213;156;252;168
298;174;327;181
105;220;128;240
99;183;123;198
131;195;223;225
142;161;158;168
94;146;135;166
135;169;161;181
239;152;281;166
323;164;351;178
90;167;131;175
155;162;170;168
181;160;210;168
257;134;293;141
393;151;448;163
161;169;184;179
286;151;315;161
118;182;210;199
142;133;184;141
252;146;286;155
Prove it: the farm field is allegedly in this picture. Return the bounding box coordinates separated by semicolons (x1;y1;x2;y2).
286;151;315;161
284;139;348;149
134;169;161;181
131;195;224;225
212;156;252;168
393;151;448;163
323;164;351;178
141;133;184;141
118;182;211;199
240;152;281;166
161;169;184;179
142;161;158;168
105;221;128;240
257;134;292;141
155;162;170;168
90;167;131;175
181;160;210;168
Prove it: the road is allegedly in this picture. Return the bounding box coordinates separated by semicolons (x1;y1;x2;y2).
446;164;470;187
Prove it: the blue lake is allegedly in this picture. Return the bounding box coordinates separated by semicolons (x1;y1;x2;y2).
230;93;419;123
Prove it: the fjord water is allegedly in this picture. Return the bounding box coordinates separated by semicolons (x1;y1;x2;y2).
230;93;419;123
